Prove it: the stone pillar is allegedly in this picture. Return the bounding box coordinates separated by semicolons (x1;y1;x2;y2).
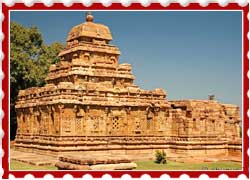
82;106;87;136
199;118;205;136
32;107;41;136
236;123;240;138
62;105;72;135
170;109;178;136
75;105;85;136
41;107;48;135
146;107;154;135
85;105;91;136
125;107;131;136
46;106;52;135
51;105;60;135
24;108;30;134
50;106;56;135
16;110;23;134
58;104;64;136
36;107;42;135
28;108;34;135
105;107;110;137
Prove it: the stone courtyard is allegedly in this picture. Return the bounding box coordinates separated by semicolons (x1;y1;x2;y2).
13;13;242;165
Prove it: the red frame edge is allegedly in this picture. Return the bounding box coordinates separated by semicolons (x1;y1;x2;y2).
1;2;249;179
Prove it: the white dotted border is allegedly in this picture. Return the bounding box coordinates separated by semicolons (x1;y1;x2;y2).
0;0;249;179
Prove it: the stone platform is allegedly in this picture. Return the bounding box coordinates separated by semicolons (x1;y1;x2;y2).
55;156;137;170
10;149;57;166
11;149;137;170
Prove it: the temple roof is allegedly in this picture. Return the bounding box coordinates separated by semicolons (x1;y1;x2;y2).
66;12;112;42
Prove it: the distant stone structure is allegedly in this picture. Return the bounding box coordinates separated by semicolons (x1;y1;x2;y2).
15;13;241;161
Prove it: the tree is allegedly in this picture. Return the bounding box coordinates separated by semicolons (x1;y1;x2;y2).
10;22;64;140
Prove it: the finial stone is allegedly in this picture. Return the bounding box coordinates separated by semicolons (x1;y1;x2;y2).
86;12;94;22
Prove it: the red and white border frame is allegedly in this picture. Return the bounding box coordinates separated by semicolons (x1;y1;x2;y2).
1;3;249;179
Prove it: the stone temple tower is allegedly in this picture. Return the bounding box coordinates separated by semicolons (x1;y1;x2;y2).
15;13;241;161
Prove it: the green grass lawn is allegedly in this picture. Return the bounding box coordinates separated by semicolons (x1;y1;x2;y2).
10;160;57;170
135;160;242;170
10;159;242;171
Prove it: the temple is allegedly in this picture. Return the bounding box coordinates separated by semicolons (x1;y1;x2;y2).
15;13;242;161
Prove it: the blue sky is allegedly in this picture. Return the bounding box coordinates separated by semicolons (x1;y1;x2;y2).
10;11;242;110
